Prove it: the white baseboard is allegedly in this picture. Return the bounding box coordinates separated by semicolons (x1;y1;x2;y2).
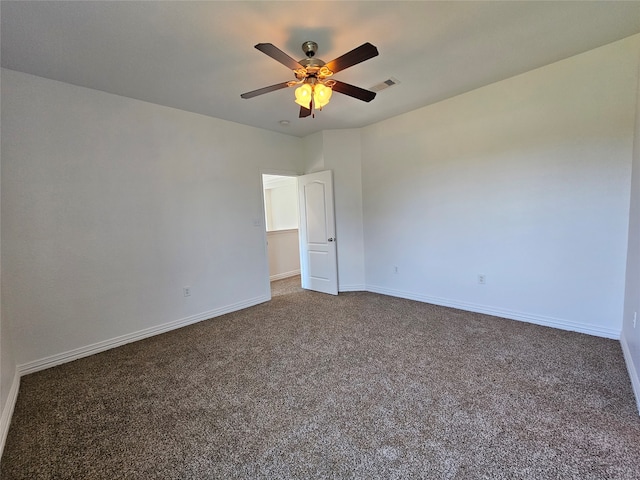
270;270;300;281
339;284;366;292
17;295;270;376
365;284;621;340
620;333;640;415
0;369;20;458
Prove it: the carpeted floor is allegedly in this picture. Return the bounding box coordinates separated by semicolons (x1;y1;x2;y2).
271;274;304;297
2;276;639;479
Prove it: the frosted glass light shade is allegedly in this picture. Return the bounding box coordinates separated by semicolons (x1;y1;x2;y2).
314;83;333;109
294;83;312;108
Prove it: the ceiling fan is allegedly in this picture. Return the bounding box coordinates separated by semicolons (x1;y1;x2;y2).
240;41;379;118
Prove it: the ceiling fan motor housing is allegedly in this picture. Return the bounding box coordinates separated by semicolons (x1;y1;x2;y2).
297;42;330;80
302;41;318;57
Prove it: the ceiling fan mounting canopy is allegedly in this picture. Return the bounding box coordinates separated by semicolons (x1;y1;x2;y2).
301;41;318;58
240;40;379;118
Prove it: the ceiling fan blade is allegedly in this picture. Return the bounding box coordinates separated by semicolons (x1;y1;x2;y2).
299;105;312;118
331;80;377;102
240;81;290;99
324;42;379;74
255;43;304;70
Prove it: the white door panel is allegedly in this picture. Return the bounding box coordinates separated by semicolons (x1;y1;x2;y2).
298;170;338;295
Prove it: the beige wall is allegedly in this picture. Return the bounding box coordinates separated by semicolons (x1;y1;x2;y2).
267;229;301;281
361;35;640;338
621;43;640;412
1;69;303;372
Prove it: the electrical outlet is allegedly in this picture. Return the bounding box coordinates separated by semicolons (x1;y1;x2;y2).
183;286;191;297
478;274;486;285
394;266;399;274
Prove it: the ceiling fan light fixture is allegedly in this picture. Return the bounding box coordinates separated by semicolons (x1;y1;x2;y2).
242;41;379;116
294;83;312;107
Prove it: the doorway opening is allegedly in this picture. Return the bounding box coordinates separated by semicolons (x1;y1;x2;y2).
261;174;302;295
261;170;338;296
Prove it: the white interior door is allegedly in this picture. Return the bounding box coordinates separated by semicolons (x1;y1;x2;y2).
298;170;338;295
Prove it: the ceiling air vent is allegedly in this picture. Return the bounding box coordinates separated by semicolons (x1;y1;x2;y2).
370;77;400;92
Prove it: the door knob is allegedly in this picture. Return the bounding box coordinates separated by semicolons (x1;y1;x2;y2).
328;237;335;242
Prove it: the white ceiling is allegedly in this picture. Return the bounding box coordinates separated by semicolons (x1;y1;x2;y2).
3;1;640;138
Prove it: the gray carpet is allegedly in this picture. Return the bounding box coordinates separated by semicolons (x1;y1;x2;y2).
2;276;639;479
